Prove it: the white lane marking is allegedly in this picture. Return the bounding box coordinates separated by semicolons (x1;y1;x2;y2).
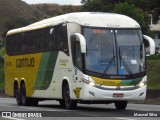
0;98;15;100
129;104;160;108
19;107;39;110
115;117;136;120
0;105;15;108
47;109;76;111
0;103;75;111
127;108;151;111
77;113;101;117
2;117;25;120
0;104;40;110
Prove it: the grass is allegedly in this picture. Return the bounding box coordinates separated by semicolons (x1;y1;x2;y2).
146;59;160;89
146;54;160;60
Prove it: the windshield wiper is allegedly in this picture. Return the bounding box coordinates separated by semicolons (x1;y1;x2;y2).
119;47;134;77
102;56;115;76
102;47;115;77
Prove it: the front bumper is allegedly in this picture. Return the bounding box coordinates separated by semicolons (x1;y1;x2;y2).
80;84;146;101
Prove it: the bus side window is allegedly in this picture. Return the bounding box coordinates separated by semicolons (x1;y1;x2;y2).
48;27;57;51
59;24;69;55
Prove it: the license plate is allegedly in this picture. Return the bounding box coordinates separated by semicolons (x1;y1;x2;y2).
113;93;124;97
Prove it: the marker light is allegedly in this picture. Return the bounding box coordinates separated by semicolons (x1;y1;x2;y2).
81;78;96;86
89;81;96;86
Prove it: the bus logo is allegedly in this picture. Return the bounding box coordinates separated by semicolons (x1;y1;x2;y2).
16;58;34;68
116;86;121;90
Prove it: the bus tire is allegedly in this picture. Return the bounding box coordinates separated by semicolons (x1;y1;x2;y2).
29;99;39;106
59;100;65;108
20;83;30;106
115;101;128;110
14;84;22;105
62;83;77;110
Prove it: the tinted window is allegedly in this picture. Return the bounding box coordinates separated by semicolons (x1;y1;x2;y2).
6;24;69;56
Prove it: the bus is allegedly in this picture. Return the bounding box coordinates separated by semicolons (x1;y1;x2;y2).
5;12;147;110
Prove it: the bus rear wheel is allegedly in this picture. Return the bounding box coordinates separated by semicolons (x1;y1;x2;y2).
20;83;29;106
20;83;38;106
14;84;22;105
115;101;128;110
62;83;77;110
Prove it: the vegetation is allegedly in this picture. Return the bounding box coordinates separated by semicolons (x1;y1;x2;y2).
32;4;81;17
147;54;160;60
81;0;160;35
147;60;160;89
0;0;37;32
0;0;81;37
113;2;150;35
0;47;4;89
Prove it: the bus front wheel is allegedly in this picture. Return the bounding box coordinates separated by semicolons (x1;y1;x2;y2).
114;101;128;110
62;83;77;110
59;100;65;108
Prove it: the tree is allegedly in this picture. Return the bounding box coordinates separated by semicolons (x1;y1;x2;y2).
122;0;160;24
81;0;160;24
113;2;150;34
81;0;151;34
81;0;114;12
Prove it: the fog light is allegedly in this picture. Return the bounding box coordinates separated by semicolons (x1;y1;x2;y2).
139;92;144;96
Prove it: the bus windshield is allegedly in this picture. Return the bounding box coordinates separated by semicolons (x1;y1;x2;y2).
83;27;145;77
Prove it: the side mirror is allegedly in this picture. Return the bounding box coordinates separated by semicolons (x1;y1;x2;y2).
71;33;86;53
143;35;155;55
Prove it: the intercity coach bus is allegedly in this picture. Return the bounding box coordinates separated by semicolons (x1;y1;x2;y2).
5;12;147;110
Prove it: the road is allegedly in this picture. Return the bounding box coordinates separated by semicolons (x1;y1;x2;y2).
0;97;160;120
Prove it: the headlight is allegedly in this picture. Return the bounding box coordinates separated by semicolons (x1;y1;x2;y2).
136;79;147;88
89;81;96;86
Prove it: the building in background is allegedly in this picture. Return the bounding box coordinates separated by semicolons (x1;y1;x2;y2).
150;15;160;53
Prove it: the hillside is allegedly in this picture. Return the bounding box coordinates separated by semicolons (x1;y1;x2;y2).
0;0;38;32
31;4;81;17
0;1;81;36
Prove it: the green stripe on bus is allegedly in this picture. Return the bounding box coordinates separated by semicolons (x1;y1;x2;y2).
40;52;58;89
120;77;142;86
34;53;50;90
129;77;142;85
119;80;132;86
34;52;58;90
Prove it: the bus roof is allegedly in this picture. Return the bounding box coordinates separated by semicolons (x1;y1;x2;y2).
7;12;140;35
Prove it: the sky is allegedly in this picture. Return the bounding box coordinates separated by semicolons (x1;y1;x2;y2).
22;0;82;5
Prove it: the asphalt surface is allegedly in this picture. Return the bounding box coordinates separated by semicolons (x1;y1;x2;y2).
0;97;160;120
